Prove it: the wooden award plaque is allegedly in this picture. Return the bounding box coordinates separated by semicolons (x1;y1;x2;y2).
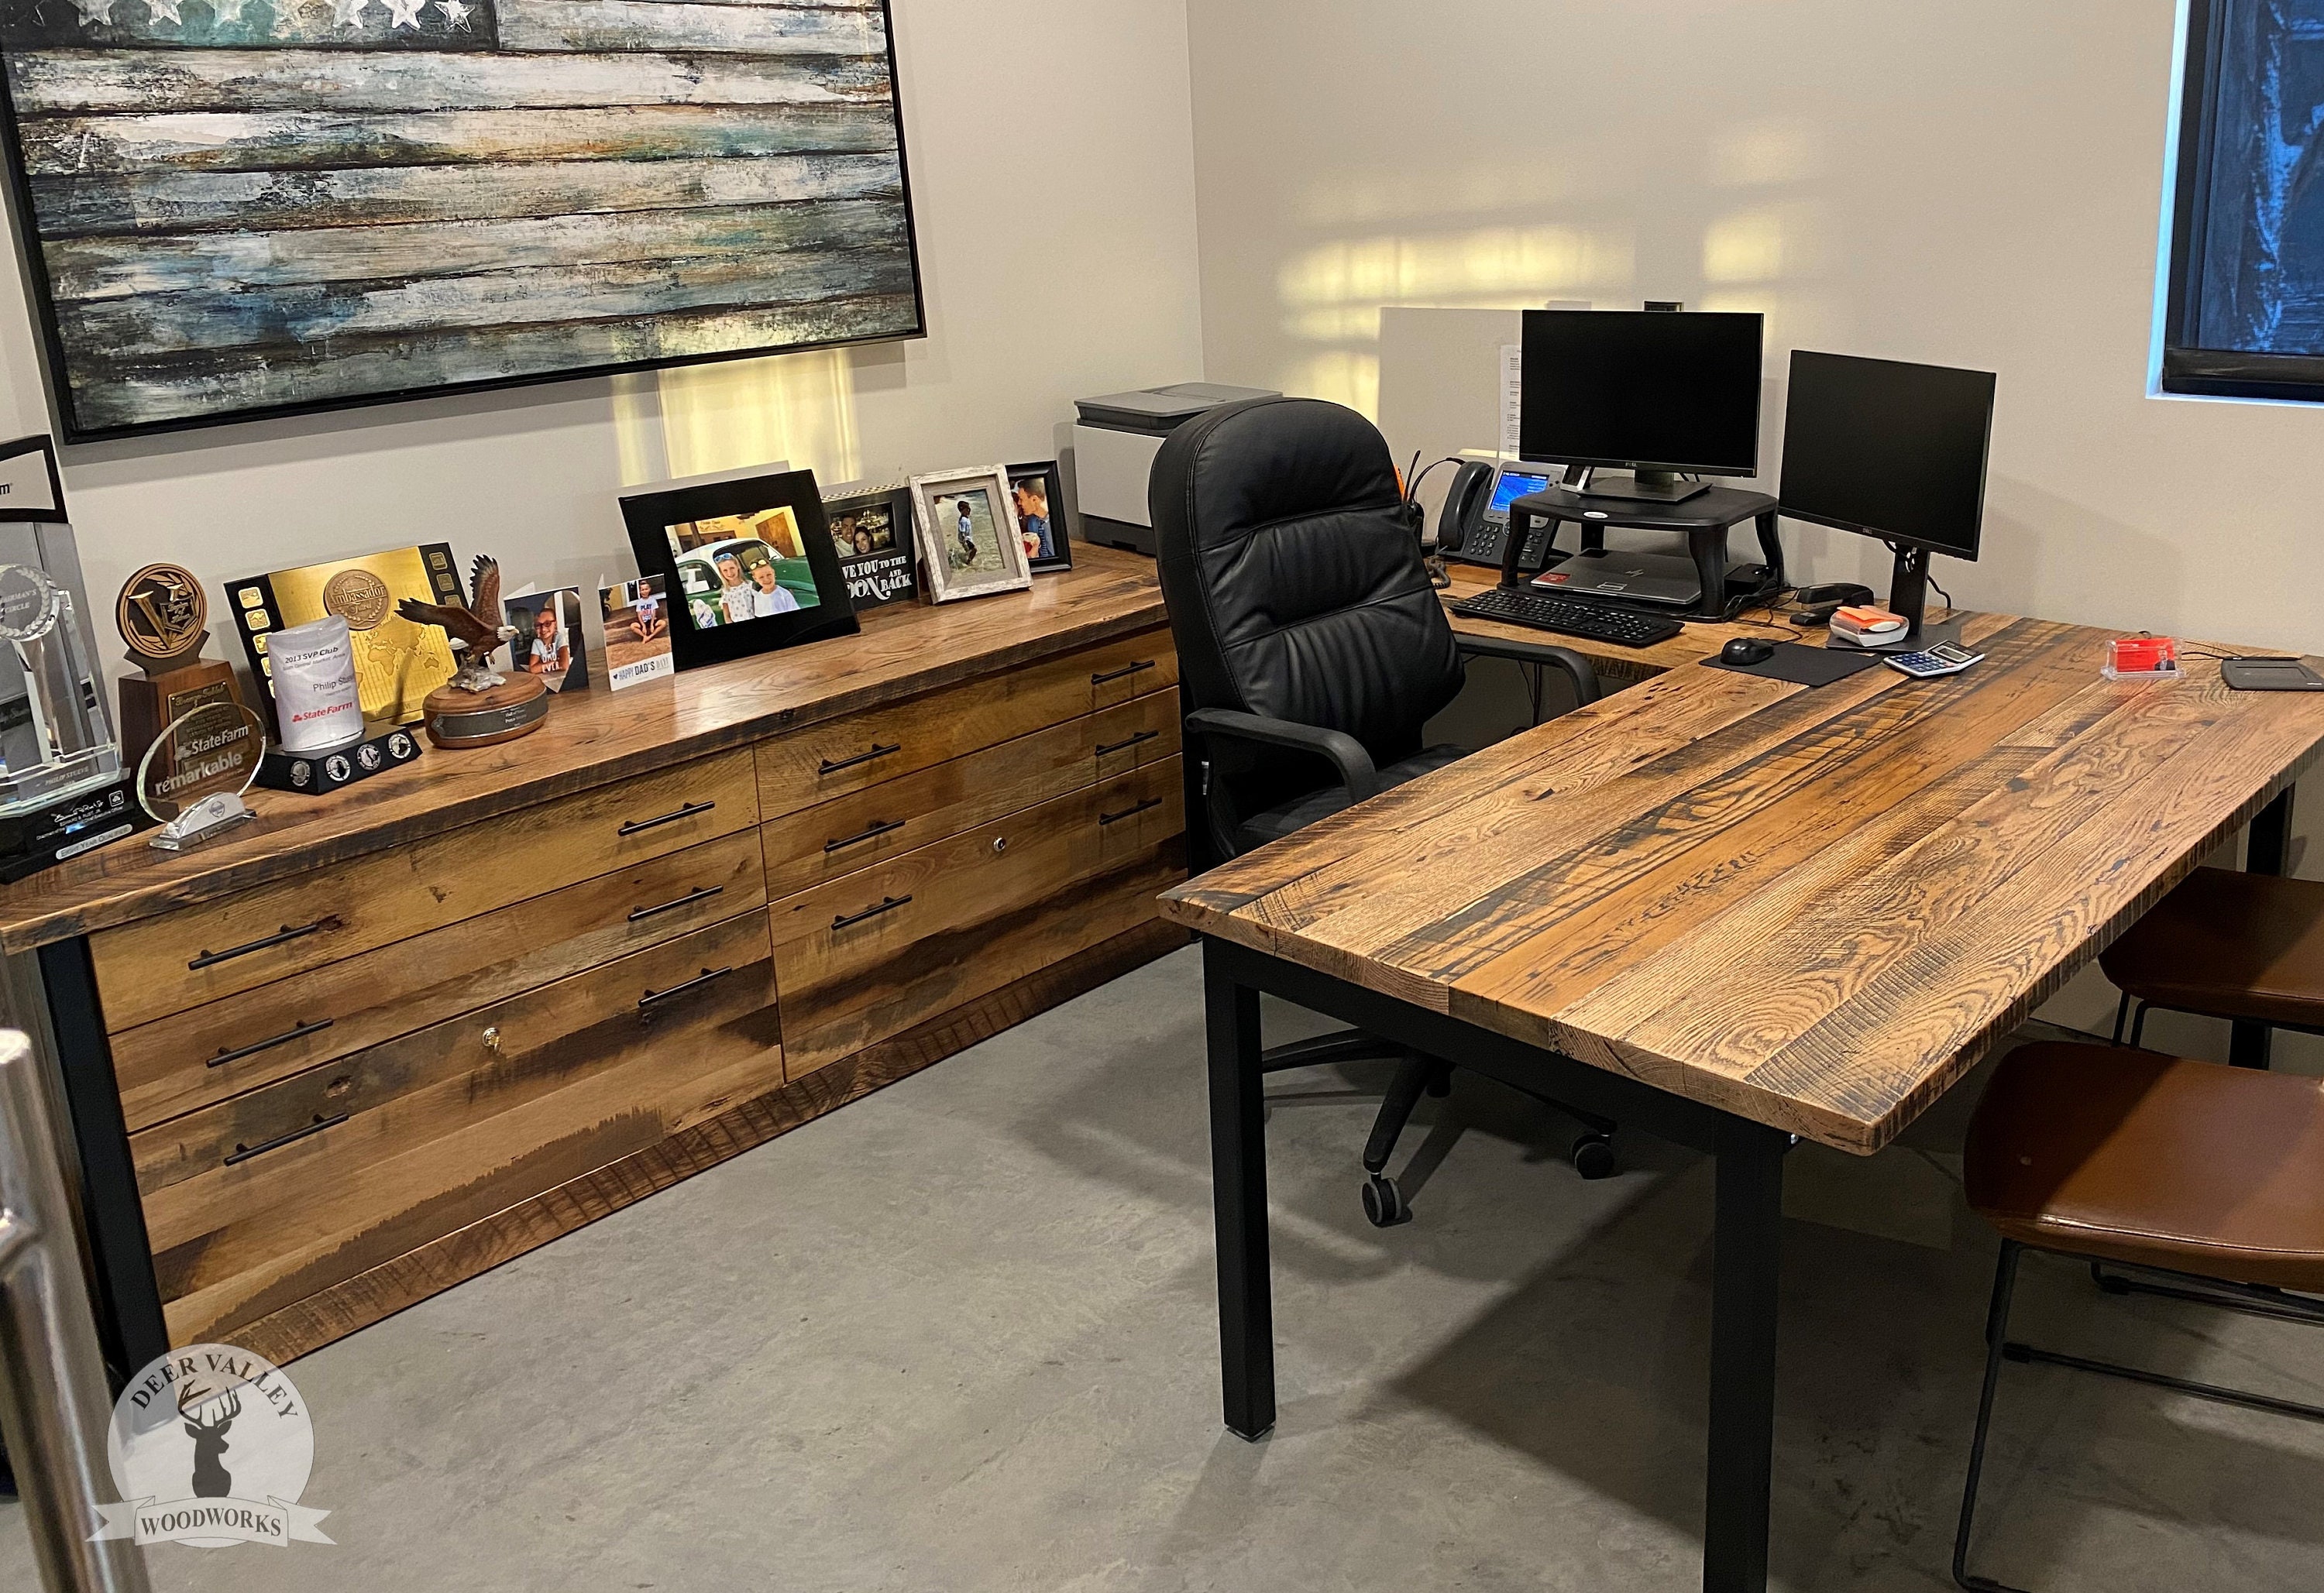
117;563;242;768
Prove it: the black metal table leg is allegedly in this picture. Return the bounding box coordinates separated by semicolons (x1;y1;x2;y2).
2231;785;2296;1070
1205;938;1275;1441
1703;1118;1789;1593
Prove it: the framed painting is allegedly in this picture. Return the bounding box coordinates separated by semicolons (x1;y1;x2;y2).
0;0;924;441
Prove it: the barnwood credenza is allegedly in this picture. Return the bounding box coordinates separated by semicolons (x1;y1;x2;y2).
0;546;1185;1372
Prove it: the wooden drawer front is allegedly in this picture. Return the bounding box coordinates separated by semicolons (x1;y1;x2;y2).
112;830;767;1135
753;630;1177;821
759;691;1181;900
92;747;759;1032
137;911;782;1344
771;757;1184;1074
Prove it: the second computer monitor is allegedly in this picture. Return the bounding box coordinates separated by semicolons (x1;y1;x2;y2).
1779;350;1995;561
1518;310;1765;482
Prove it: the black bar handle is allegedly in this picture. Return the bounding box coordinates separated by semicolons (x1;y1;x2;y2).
1095;729;1160;757
224;1112;349;1168
831;894;913;932
627;884;724;923
1091;660;1157;687
1100;796;1166;826
818;743;902;775
189;918;336;971
638;965;734;1017
824;819;906;854
617;799;716;838
209;1018;334;1069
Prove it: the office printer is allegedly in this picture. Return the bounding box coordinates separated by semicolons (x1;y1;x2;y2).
1071;383;1277;554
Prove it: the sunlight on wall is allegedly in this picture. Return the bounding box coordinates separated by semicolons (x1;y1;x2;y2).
651;348;862;484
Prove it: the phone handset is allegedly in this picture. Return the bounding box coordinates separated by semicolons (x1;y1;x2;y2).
1434;460;1496;554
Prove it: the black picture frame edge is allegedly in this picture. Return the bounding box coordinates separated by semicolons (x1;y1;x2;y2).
0;432;68;523
620;468;861;672
819;481;920;607
0;0;930;445
1007;459;1072;574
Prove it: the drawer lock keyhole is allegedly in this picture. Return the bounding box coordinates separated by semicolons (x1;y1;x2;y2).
992;836;1008;856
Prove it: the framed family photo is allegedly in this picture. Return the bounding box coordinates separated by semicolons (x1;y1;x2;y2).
820;479;919;611
620;466;860;671
1008;462;1071;574
908;465;1030;603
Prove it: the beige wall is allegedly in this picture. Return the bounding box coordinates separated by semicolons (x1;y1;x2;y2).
1186;0;2319;1065
0;0;1204;682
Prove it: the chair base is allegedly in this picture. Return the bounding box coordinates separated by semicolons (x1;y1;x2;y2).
1954;1242;2324;1592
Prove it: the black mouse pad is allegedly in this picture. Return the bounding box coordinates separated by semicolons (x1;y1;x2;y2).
1704;643;1888;688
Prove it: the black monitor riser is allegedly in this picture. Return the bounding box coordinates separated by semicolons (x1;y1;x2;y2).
1562;464;1712;506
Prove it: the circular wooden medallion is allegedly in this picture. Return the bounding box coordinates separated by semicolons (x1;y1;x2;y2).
116;563;208;664
321;568;393;630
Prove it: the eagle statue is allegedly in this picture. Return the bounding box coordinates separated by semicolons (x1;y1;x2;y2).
396;554;515;693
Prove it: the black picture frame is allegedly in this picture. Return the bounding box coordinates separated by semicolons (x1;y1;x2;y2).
1008;461;1072;573
620;468;860;673
819;482;920;611
0;434;67;524
0;2;927;443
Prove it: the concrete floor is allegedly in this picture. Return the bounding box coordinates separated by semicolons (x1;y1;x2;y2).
5;945;2321;1591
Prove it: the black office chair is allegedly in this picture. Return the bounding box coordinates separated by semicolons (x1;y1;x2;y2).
1151;395;1619;1226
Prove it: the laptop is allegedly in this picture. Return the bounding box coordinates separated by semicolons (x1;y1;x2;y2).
1531;548;1724;608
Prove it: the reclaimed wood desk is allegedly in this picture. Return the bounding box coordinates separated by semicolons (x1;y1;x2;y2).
1160;613;2324;1593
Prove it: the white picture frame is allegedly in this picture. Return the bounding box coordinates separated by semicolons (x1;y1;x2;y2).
908;465;1032;603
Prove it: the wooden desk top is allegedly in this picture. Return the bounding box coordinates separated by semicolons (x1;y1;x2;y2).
1162;614;2324;1154
0;546;1174;953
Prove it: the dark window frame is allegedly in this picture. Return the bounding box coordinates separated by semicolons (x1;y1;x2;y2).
2160;0;2324;400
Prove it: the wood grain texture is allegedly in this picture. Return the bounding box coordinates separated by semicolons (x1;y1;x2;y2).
112;829;766;1131
0;550;1168;953
1161;620;2324;1153
221;916;1189;1365
89;746;760;1030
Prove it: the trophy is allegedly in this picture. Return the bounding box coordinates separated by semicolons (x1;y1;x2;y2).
396;554;548;748
136;697;264;851
116;562;243;769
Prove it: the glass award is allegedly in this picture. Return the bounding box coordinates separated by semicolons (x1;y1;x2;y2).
0;561;122;816
136;698;264;851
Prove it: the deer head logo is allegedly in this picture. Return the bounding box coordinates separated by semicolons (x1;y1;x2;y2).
179;1383;240;1500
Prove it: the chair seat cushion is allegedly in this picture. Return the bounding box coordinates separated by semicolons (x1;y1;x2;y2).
2099;867;2324;1030
1235;744;1467;850
1965;1042;2324;1290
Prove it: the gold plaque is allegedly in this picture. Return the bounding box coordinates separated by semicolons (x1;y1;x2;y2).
321;568;394;631
117;563;208;670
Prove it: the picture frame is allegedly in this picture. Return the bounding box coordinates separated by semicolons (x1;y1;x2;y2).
1008;462;1072;574
619;467;860;672
818;479;920;611
908;465;1032;603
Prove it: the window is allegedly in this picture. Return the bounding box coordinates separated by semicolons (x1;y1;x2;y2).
2161;0;2324;400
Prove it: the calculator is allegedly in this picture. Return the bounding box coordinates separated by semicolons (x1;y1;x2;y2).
1885;641;1984;679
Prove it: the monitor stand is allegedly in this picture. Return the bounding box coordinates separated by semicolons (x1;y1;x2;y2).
1566;465;1710;505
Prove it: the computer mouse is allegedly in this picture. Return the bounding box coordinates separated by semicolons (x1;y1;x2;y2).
1721;637;1776;666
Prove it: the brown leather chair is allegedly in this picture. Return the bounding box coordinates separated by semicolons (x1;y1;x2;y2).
2099;867;2324;1059
1952;1040;2324;1591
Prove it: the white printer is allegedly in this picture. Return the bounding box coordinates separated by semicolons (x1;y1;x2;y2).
1071;383;1277;554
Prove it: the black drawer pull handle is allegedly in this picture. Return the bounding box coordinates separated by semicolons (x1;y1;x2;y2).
831;894;913;932
210;1018;334;1069
1101;796;1165;826
627;885;724;924
617;799;716;838
818;743;901;775
825;818;906;854
1091;660;1157;686
1095;730;1160;757
189;918;335;971
638;965;734;1017
225;1112;348;1168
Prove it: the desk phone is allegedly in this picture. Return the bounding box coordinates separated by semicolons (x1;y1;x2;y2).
1439;461;1559;570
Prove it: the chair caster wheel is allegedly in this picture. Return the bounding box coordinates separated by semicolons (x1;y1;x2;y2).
1361;1173;1410;1227
1570;1133;1618;1180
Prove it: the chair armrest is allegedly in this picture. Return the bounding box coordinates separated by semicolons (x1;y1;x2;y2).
1454;634;1601;706
1183;708;1380;802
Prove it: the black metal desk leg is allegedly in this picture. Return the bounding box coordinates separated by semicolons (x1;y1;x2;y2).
1703;1118;1788;1593
2232;786;2296;1070
1204;938;1275;1440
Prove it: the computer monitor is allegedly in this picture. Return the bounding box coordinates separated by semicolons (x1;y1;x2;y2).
1518;310;1765;503
1779;350;1996;640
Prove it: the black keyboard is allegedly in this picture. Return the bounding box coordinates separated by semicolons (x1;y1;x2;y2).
1449;587;1686;648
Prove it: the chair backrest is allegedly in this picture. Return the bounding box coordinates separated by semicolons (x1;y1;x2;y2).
1150;396;1465;769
